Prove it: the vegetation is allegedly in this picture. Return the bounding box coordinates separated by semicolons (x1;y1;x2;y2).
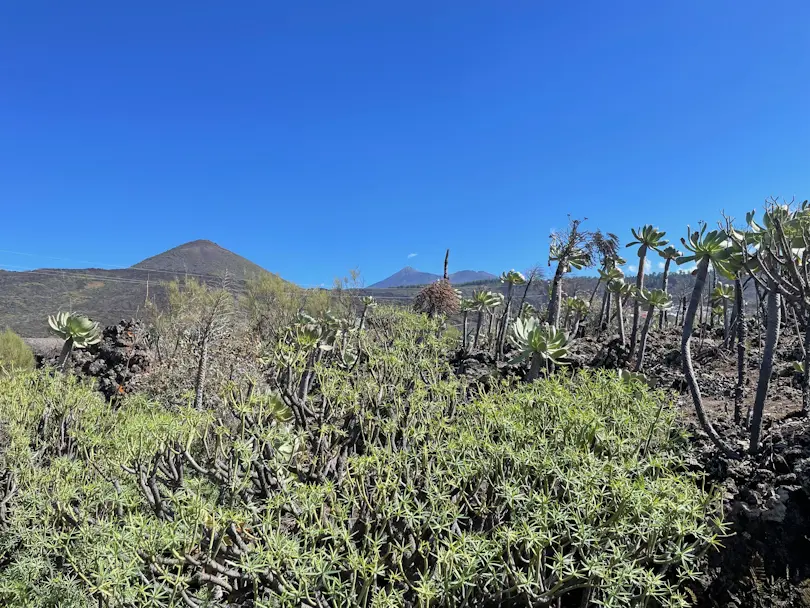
0;346;722;607
9;198;810;606
0;329;35;373
47;312;102;370
626;226;668;358
547;218;594;327
509;317;570;380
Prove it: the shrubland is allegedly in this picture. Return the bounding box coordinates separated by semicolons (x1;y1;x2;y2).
0;306;722;607
12;197;810;606
0;329;35;374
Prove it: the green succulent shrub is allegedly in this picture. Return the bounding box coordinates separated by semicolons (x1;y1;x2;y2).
510;317;571;380
0;308;723;608
47;311;102;370
0;329;35;374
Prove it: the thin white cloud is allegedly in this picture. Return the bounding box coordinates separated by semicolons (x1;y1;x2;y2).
628;264;638;273
407;253;418;259
657;261;665;270
644;259;652;272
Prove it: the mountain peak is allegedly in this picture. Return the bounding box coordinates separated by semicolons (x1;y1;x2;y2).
131;240;270;278
176;239;221;248
369;268;497;288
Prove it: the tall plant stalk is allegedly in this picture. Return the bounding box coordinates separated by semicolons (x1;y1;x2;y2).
749;278;780;453
635;305;655;372
681;256;739;458
733;277;745;425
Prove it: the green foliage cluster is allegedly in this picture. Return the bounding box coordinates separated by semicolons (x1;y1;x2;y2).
0;307;722;608
0;329;35;373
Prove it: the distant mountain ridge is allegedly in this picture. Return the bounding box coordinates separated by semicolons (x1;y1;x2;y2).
369;267;497;288
0;240;283;337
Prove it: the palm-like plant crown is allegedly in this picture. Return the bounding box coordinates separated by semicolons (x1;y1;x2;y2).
607;278;634;296
519;302;537;318
626;225;669;258
549;243;591;273
678;225;731;266
500;270;526;286
636;288;673;311
471;289;503;312
295;313;337;351
711;284;735;306
47;312;102;347
598;267;624;283
509;317;570;366
659;245;683;262
566;296;589;315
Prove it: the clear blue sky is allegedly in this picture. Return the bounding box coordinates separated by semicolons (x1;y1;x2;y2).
2;1;808;286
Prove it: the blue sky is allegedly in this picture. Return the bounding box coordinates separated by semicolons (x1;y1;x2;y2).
1;1;808;286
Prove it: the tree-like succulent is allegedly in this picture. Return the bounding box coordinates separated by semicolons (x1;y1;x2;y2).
606;279;633;344
460;298;475;351
295;312;338;352
565;296;589;337
47;312;102;371
658;245;683;328
598;266;624;283
677;224;738;458
596;266;624;331
495;270;527;358
519;301;537;319
471;290;502;349
634;288;672;372
358;295;377;332
509;317;570;381
711;283;734;347
626;225;668;357
547;218;595;327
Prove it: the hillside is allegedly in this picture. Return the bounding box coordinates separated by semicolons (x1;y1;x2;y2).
0;240;283;337
133;239;268;278
370;267;496;288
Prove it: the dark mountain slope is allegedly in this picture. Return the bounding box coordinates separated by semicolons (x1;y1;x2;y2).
370;267;497;288
1;240;287;337
133;239;268;278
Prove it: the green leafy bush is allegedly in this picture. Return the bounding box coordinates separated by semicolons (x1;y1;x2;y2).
0;309;722;607
0;329;35;373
